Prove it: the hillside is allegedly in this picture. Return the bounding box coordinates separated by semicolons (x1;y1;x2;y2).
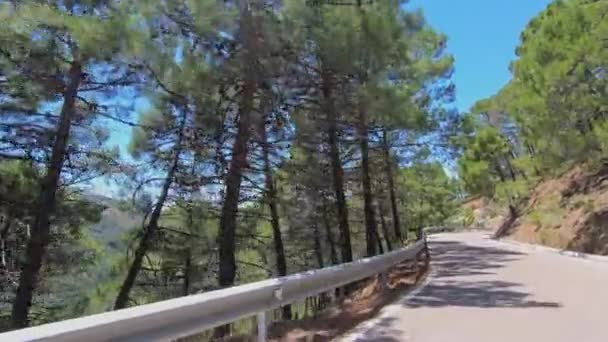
89;206;141;250
452;0;608;257
487;164;608;255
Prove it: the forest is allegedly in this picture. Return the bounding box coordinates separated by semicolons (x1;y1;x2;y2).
0;0;458;336
1;0;606;338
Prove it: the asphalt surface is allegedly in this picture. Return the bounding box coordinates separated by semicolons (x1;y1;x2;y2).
338;232;608;342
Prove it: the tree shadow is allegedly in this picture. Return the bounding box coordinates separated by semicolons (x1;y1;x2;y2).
342;238;562;341
406;239;561;309
406;280;561;308
350;316;403;342
429;240;525;279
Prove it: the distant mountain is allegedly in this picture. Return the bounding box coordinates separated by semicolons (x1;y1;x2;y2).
81;192;120;209
90;207;142;250
80;191;142;249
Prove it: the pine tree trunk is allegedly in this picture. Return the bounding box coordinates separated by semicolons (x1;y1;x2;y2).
113;116;185;310
382;129;403;241
217;0;257;291
321;198;339;265
313;222;324;268
1;210;13;271
378;205;392;251
216;100;252;291
354;0;380;256
494;205;519;238
182;250;191;297
358;105;378;257
416;198;424;240
215;2;259;336
182;203;194;297
505;157;517;181
11;62;82;328
259;112;291;320
376;227;384;254
322;71;353;263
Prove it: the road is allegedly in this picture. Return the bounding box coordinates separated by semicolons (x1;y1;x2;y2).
339;232;608;342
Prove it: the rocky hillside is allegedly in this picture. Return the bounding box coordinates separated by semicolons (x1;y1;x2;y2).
489;165;608;255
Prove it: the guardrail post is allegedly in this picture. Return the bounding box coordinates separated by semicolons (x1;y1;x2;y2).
380;271;389;290
257;311;267;342
335;286;344;301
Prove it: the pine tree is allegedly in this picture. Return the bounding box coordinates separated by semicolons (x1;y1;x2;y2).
1;2;141;327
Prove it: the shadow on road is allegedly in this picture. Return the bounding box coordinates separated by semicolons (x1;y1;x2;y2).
407;240;561;309
351;316;402;342
346;238;562;341
407;280;561;308
430;240;523;278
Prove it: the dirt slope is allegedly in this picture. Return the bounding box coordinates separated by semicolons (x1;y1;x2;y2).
462;196;505;232
501;165;608;254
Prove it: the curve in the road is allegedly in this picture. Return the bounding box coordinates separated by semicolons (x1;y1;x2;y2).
339;232;608;342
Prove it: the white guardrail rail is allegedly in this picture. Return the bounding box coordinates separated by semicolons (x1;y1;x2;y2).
1;237;427;342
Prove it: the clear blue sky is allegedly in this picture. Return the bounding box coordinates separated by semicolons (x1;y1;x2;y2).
409;0;553;112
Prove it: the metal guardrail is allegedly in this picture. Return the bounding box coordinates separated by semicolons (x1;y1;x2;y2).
0;237;427;342
424;226;453;234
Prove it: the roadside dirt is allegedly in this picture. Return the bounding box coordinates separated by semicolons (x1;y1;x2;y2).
462;196;505;232
496;164;608;255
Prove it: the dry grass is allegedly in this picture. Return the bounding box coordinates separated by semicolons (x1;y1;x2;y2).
498;164;608;255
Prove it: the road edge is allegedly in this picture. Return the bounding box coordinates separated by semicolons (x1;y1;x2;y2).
334;264;437;341
496;237;608;263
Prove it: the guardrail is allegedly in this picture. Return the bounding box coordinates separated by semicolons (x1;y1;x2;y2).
424;226;453;234
0;236;427;342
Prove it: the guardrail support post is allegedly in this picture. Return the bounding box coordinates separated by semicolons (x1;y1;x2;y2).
380;271;389;290
257;311;267;342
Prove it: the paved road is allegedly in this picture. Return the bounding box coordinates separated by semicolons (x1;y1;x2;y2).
339;232;608;342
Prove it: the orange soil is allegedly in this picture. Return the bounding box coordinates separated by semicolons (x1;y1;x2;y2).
500;164;608;254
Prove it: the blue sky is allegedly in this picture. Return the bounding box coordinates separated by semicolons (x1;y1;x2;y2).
410;0;553;112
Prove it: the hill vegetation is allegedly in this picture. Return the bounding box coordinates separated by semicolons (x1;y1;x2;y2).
457;0;608;252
